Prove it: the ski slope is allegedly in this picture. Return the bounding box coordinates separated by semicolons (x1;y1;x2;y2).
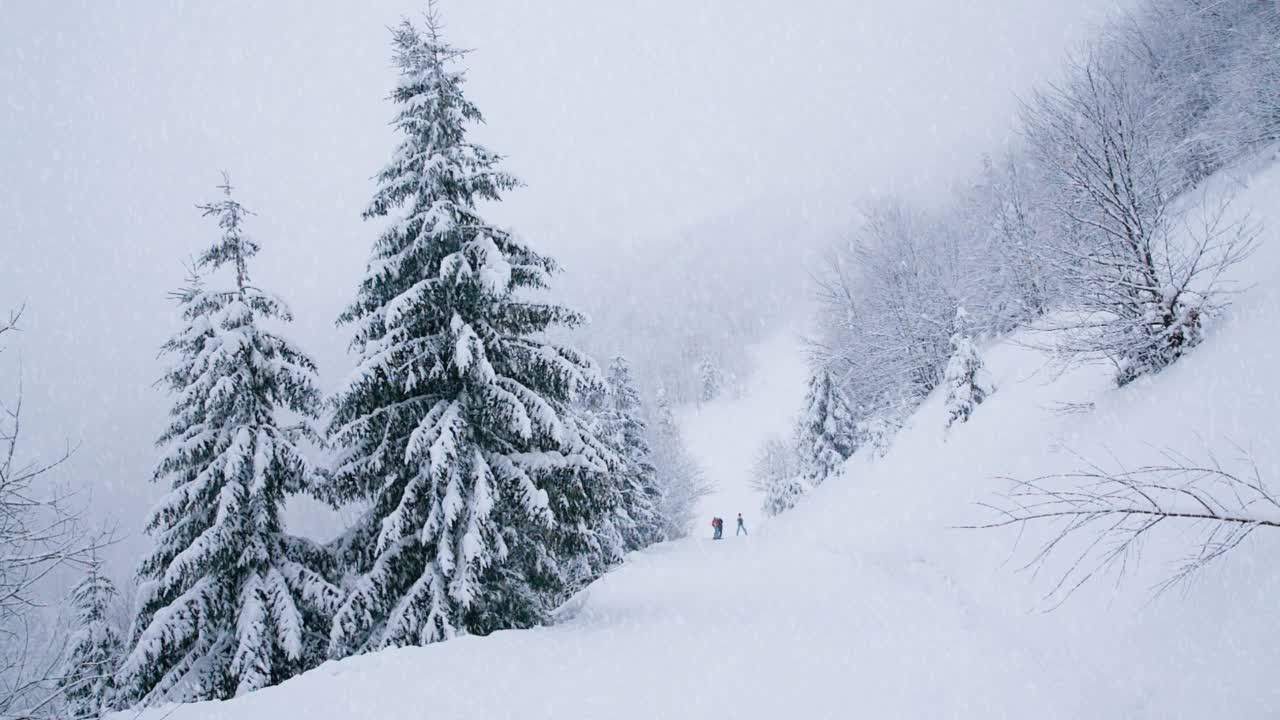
115;154;1280;719
679;332;810;533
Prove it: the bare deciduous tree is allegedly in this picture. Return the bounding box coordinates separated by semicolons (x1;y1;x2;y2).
813;201;962;426
1024;51;1258;385
807;0;1276;455
0;307;111;719
970;446;1277;607
968;152;1056;331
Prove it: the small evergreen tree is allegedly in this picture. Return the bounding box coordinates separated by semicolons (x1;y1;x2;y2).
697;356;723;403
795;368;857;487
58;559;122;719
651;385;678;434
598;357;665;551
117;178;340;706
943;308;994;428
324;12;605;655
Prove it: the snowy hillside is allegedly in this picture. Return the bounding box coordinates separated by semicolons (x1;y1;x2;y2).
111;153;1280;719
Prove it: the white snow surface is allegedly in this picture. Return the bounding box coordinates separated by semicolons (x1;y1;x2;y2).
680;332;810;530
116;154;1280;719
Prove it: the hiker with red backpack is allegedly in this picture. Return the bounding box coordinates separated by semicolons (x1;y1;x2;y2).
711;516;723;540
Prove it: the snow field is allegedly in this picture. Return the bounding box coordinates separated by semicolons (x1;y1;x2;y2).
117;153;1280;720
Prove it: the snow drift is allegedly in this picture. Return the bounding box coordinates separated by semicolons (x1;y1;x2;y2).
114;153;1280;719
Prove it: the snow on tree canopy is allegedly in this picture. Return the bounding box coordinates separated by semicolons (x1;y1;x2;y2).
753;436;806;518
58;558;123;719
597;356;666;552
943;307;994;429
796;368;857;488
759;368;856;518
116;178;341;707
323;11;608;656
762;472;810;518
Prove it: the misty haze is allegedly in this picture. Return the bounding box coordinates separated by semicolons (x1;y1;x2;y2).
2;1;1279;718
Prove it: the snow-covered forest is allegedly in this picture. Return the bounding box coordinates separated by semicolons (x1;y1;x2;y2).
2;0;1279;717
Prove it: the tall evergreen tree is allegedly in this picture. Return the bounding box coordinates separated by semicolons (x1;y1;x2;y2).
117;178;340;706
324;12;604;656
57;558;122;719
795;368;857;487
597;356;665;551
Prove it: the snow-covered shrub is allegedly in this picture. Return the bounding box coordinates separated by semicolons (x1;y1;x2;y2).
854;416;896;459
752;436;804;517
762;473;810;518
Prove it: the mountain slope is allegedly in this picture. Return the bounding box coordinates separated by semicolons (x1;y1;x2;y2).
115;152;1280;720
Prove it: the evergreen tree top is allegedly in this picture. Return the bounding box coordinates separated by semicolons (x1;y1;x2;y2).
195;173;259;291
70;558;118;625
339;11;579;362
366;12;520;221
606;356;643;413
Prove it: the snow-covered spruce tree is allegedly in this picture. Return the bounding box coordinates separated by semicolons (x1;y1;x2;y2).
697;356;723;403
324;14;606;655
598;356;665;551
117;179;340;706
795;368;857;488
57;559;122;719
651;385;678;436
943;308;994;429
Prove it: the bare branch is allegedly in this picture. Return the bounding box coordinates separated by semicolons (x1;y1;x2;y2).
966;446;1277;607
0;309;116;718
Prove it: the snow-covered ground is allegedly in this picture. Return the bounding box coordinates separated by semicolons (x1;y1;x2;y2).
680;331;809;533
115;154;1280;719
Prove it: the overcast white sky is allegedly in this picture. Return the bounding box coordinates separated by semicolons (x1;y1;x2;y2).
0;0;1121;579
